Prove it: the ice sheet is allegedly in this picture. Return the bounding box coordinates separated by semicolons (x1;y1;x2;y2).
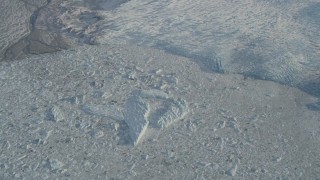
34;0;320;96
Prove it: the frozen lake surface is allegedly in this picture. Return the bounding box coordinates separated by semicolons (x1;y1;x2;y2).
0;0;320;179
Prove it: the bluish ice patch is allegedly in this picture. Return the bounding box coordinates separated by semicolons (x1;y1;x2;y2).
257;0;295;6
296;3;320;48
299;78;320;97
293;2;320;96
68;0;130;10
230;48;268;79
306;100;320;111
299;2;320;26
153;40;225;73
299;4;320;36
123;31;225;73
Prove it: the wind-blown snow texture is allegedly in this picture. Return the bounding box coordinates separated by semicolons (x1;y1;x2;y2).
34;0;320;96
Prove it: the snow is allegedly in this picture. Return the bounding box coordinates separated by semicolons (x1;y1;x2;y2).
0;0;320;179
0;43;319;179
32;0;320;96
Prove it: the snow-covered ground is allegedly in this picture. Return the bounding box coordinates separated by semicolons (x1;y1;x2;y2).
1;43;320;179
33;0;320;96
0;0;320;179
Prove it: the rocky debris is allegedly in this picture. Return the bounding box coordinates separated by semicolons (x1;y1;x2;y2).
124;92;150;146
46;105;65;122
124;89;188;145
4;29;69;60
